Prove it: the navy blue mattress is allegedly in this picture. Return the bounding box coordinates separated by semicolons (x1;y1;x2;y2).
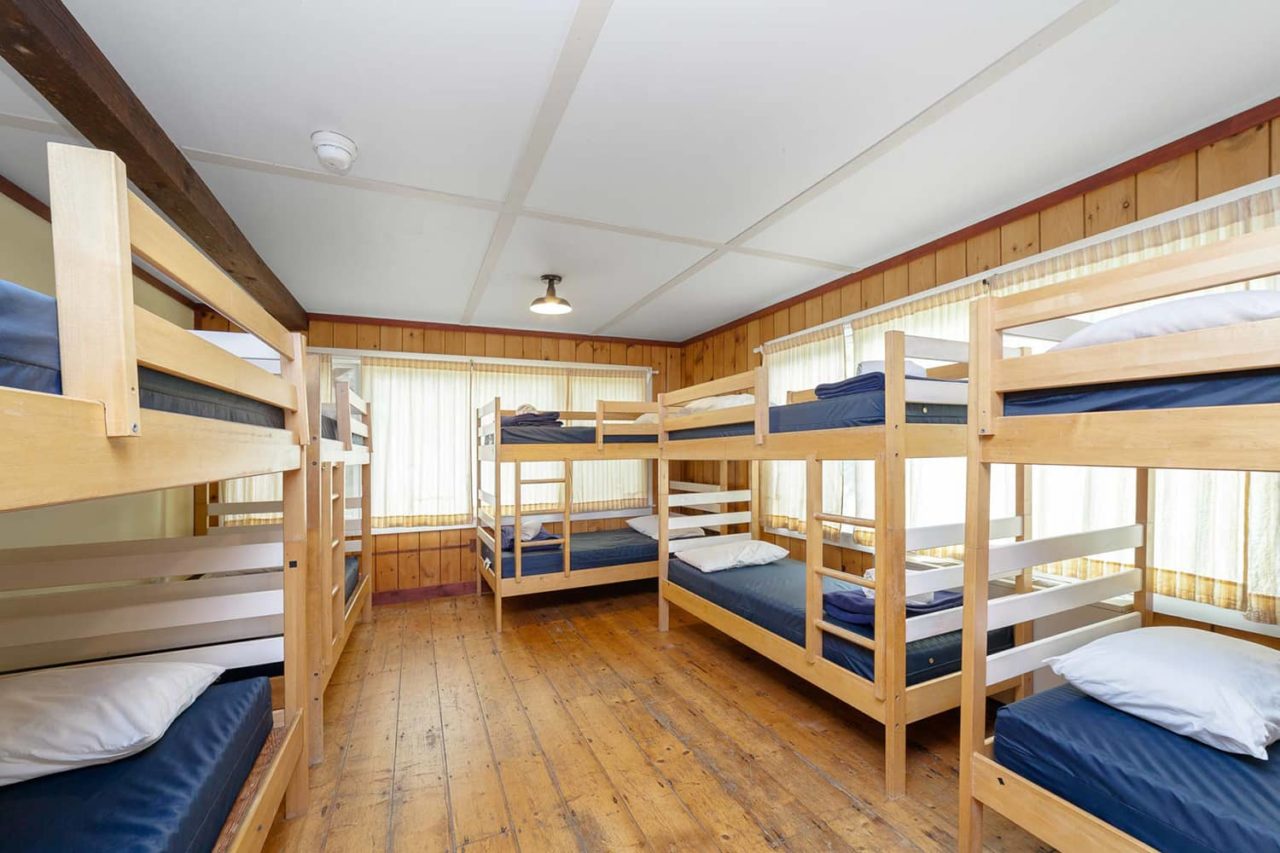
344;554;360;602
668;556;1011;684
1004;368;1280;417
500;426;656;445
481;527;659;578
672;383;965;442
0;278;351;435
995;684;1280;853
0;677;272;853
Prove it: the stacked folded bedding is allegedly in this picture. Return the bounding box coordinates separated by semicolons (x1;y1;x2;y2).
501;410;562;427
823;587;963;626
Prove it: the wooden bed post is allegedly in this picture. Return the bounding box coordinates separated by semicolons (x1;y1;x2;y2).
47;143;141;438
193;484;210;535
513;460;523;586
303;356;327;766
805;456;823;663
282;459;310;817
1134;468;1155;625
563;459;573;577
1013;461;1034;700
959;299;998;852
361;402;374;624
658;458;671;632
749;460;761;540
493;398;503;632
879;330;908;798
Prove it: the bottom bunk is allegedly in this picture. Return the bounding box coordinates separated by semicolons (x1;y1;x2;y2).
991;683;1279;852
481;527;660;580
0;675;298;853
667;556;1014;686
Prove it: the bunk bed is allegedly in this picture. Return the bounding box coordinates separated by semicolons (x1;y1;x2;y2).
202;358;373;765
656;332;1030;796
474;398;663;630
0;143;310;851
958;226;1280;852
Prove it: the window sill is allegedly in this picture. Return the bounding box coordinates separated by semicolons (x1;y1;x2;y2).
375;506;652;536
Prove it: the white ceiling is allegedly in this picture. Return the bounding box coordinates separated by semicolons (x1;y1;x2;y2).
1;0;1278;341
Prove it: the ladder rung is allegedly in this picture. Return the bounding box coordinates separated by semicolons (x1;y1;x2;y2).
519;478;565;485
816;619;875;650
814;565;874;588
814;512;874;528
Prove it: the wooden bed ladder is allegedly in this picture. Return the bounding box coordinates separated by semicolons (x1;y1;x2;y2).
510;461;572;583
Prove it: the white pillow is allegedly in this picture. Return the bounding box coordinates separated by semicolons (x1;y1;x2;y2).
519;518;542;541
856;360;926;378
679;539;787;573
1046;627;1280;758
627;514;705;540
1051;291;1280;351
683;393;755;412
0;661;224;786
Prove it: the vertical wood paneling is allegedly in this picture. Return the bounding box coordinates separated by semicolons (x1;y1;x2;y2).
999;214;1039;264
965;228;1000;275
935;242;966;285
1273;118;1280;176
380;325;403;353
309;320;333;347
357;324;381;350
1038;195;1084;251
860;273;884;310
1197;124;1269;197
883;264;909;303
1136;152;1196;219
403;327;424;353
333;322;358;349
1084;177;1135;237
839;280;861;315
907;254;936;295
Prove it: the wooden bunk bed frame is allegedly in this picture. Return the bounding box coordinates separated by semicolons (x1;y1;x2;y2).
474;397;660;630
656;332;1029;796
958;227;1280;852
0;143;311;850
202;360;374;765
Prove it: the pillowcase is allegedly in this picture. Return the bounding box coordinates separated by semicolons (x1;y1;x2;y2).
627;514;705;540
679;539;786;573
856;360;926;377
1046;626;1280;758
0;661;224;786
500;525;558;551
1051;290;1280;351
683;393;755;412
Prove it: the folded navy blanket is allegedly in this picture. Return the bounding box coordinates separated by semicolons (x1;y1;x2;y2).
502;411;562;427
500;525;559;551
823;587;963;628
813;373;885;400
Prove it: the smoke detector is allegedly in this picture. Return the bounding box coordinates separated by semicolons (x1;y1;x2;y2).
311;130;359;175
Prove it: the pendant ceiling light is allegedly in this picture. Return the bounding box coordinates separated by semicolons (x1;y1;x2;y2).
530;273;572;315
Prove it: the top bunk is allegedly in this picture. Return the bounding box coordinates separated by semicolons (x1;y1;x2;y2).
309;356;370;466
971;225;1280;472
477;398;660;461
1;143;308;512
658;331;970;461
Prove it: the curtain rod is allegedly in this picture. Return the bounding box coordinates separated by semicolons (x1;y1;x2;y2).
310;346;656;375
757;173;1280;353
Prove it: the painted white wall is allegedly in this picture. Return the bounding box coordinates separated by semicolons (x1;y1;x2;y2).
0;193;195;547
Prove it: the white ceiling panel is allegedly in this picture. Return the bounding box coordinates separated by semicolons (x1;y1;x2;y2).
63;0;578;200
746;0;1280;267
611;252;833;340
0;123;79;205
0;64;60;123
195;162;497;322
526;0;1076;242
471;215;708;336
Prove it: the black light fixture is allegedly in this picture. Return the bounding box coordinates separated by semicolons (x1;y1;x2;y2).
530;273;572;315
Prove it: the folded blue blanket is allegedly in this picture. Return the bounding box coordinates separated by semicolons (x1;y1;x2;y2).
500;525;559;551
502;411;562;427
823;587;963;628
814;373;885;400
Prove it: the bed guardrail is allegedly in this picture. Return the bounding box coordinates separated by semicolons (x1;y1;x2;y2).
659;367;769;445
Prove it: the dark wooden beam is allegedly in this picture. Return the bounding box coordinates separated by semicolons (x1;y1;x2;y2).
0;0;308;330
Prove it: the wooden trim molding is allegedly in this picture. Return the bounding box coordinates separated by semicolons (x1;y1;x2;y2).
308;312;679;349
0;0;307;329
683;96;1280;346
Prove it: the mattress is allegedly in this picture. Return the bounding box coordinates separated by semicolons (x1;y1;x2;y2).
344;554;360;602
1004;368;1280;417
0;278;332;433
481;527;659;578
671;383;966;442
499;425;656;445
667;556;1011;684
0;676;272;853
994;684;1280;853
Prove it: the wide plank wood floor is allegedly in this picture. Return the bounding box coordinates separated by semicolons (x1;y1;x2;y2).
265;582;1046;852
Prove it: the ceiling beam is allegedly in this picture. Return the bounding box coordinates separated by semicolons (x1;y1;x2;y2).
0;0;308;330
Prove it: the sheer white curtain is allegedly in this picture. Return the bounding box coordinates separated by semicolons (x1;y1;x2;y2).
568;370;649;511
363;357;473;527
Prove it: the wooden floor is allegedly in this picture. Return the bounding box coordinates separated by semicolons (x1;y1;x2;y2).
265;582;1045;852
